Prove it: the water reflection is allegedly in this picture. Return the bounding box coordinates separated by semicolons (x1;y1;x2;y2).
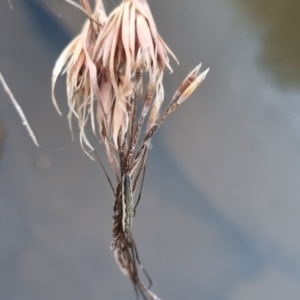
238;0;300;87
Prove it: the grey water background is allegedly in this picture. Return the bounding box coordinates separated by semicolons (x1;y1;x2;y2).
1;0;300;299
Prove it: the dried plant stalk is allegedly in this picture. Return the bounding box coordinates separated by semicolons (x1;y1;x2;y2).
0;73;39;147
52;0;209;299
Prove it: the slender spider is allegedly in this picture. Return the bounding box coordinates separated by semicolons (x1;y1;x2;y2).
94;150;158;299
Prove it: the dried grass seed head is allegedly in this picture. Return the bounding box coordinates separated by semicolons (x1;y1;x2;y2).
93;0;178;148
52;0;107;155
52;0;209;166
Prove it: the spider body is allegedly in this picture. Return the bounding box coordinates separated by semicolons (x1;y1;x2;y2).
121;174;134;233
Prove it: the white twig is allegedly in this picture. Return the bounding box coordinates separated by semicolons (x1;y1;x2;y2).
61;0;102;25
0;73;39;147
62;0;87;14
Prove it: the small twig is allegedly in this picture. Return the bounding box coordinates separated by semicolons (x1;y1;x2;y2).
0;73;39;147
145;67;210;143
62;0;103;26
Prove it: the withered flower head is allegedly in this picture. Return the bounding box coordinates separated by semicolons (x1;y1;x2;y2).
52;0;107;155
93;0;178;148
51;0;210;176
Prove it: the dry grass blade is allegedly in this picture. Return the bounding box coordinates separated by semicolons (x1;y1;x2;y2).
0;73;39;147
128;66;209;175
145;66;210;141
177;68;210;104
52;35;81;115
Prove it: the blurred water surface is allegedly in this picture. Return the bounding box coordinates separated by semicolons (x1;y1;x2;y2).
1;0;300;299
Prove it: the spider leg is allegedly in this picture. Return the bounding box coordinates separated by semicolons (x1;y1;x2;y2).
131;237;152;289
117;235;158;300
93;149;115;194
123;241;148;300
133;279;140;300
134;165;146;214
